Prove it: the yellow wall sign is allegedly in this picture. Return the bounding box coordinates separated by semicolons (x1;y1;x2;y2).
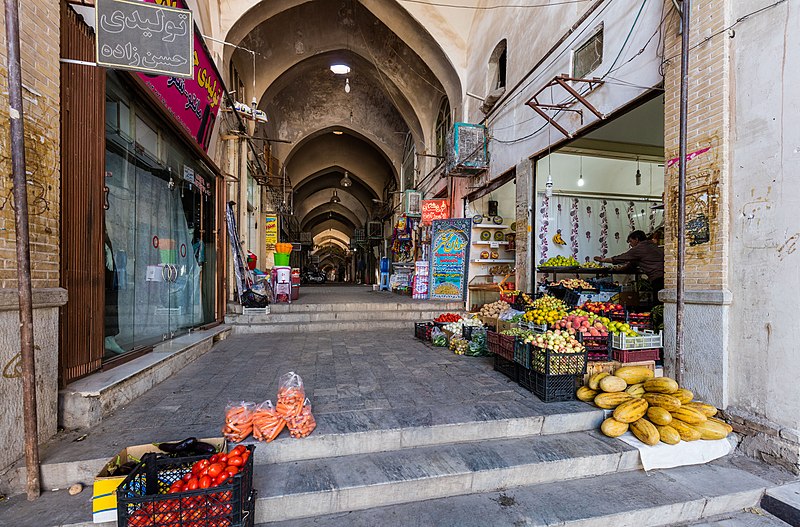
265;215;279;247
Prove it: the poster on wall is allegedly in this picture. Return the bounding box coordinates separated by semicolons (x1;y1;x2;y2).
412;260;429;299
136;0;224;152
264;215;278;248
421;199;449;225
429;218;471;300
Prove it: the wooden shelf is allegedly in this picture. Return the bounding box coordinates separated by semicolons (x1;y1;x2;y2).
472;259;515;263
472;241;509;246
472;224;509;229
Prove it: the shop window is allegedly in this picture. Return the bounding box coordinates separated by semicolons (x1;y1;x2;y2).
106;97;131;138
434;99;451;161
573;26;603;78
135;115;160;160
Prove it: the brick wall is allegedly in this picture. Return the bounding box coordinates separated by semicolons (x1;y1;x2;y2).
0;0;61;289
662;0;730;292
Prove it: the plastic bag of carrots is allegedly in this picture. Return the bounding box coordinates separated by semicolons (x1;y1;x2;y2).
276;372;306;418
222;401;255;442
285;398;317;439
252;400;286;442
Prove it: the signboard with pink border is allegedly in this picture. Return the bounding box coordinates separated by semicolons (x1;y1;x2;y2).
136;0;224;152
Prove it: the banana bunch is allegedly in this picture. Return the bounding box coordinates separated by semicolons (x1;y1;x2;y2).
552;231;567;245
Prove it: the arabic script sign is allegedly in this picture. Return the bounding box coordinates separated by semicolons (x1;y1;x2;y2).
429;218;471;301
96;0;193;78
421;199;449;225
136;0;224;153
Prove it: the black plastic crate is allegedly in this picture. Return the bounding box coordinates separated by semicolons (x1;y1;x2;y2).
518;369;579;402
117;447;255;527
493;354;519;382
487;331;514;361
415;322;433;340
528;346;587;375
513;338;531;369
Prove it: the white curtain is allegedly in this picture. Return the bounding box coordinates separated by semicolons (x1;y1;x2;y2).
536;193;663;265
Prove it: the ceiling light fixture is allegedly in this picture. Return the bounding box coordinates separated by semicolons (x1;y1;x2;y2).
344;77;351;93
330;189;341;204
330;64;350;75
635;156;642;186
332;130;343;135
577;155;585;187
340;171;352;188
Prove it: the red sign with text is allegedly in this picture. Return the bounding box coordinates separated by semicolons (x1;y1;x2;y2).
421;199;449;225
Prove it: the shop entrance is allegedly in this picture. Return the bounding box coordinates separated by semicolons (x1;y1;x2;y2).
103;73;218;361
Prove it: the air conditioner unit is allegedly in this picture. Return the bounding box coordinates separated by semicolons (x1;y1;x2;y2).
404;190;422;216
447;122;489;174
354;228;366;243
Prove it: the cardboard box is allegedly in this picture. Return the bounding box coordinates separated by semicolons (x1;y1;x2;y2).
496;319;518;333
92;437;225;523
481;316;498;329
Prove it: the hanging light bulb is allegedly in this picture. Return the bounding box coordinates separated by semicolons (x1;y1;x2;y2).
340;171;352;188
344;77;351;93
330;189;341;204
577;155;585;187
635;156;642;186
545;174;554;197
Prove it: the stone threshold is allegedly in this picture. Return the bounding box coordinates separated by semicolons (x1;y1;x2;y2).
58;325;231;430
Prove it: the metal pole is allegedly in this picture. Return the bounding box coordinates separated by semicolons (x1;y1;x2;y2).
675;0;692;386
4;0;41;500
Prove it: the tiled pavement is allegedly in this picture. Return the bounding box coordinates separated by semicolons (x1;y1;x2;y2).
34;330;586;467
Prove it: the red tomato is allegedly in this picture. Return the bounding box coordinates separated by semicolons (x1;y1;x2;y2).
227;455;243;467
209;453;219;463
241;450;250;464
206;462;224;478
225;465;238;476
186;477;199;491
213;472;230;486
168;481;184;494
230;445;246;457
191;459;210;475
216;453;228;465
199;475;212;489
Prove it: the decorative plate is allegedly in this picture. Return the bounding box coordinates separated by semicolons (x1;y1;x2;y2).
480;250;490;259
490;250;500;259
472;214;484;224
510;222;517;231
492;215;504;225
480;231;491;241
493;231;505;241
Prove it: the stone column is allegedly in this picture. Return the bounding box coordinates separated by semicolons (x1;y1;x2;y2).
514;159;533;292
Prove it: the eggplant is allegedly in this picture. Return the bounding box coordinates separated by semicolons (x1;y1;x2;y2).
190;441;217;455
157;437;198;454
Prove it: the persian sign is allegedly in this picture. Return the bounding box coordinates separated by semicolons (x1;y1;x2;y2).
96;0;193;78
264;215;279;247
421;199;449;225
429;218;471;301
134;0;225;152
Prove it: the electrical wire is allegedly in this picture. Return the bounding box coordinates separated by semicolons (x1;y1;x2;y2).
398;0;592;10
661;0;788;66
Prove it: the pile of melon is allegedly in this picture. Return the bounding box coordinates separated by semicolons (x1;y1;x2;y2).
577;366;733;446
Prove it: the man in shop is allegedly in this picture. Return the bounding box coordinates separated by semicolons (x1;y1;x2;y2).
594;230;664;292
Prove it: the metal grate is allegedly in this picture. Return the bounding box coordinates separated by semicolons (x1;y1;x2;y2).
573;28;603;78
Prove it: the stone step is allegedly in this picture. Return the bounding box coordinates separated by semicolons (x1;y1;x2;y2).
683;510;792;526
227;309;457;324
2;400;602;496
252;431;640;523
267;301;464;314
229;319;428;333
258;456;785;527
761;481;800;526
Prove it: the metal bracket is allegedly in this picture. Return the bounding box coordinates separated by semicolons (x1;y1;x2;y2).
525;74;605;138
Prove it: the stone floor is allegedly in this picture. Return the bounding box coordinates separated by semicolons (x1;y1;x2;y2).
31;329;588;468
